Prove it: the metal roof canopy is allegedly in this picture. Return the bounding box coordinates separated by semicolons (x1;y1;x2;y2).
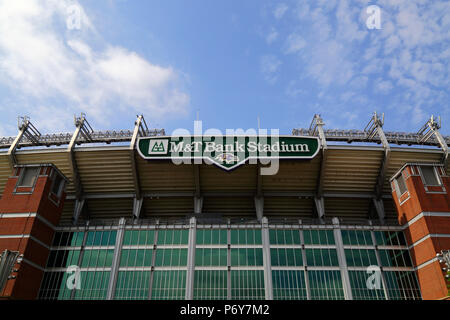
0;112;448;225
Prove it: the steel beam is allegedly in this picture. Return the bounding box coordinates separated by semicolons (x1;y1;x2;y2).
72;199;85;225
261;217;273;300
365;112;390;223
69;114;92;224
107;217;126;300
370;228;389;300
255;164;264;221
193;165;203;214
314;196;325;220
254;196;264;221
130;115;146;201
65;191;393;201
132;197;143;219
372;198;385;223
310;115;328;219
6;117;41;170
185;216;196;300
332;217;353;300
417;115;449;167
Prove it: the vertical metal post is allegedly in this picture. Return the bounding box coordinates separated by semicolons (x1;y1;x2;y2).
299;225;311;300
261;217;273;300
332;217;353;300
107;217;126;300
370;229;389;300
185;216;196;300
148;220;159;300
227;220;231;300
70;221;89;300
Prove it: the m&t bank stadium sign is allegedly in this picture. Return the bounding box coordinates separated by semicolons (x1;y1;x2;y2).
137;136;320;171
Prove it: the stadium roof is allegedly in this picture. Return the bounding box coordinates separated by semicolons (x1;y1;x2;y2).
0;113;448;224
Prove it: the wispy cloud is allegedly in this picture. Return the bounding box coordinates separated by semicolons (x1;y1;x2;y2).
283;33;306;54
260;55;282;84
273;3;288;19
266;28;279;44
0;0;189;132
265;0;449;130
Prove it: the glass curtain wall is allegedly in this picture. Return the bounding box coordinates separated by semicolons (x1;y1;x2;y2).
38;221;421;300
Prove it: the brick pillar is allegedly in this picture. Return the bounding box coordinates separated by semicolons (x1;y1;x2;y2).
0;164;67;299
390;162;450;300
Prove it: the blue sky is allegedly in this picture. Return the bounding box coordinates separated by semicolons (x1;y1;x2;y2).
0;0;448;137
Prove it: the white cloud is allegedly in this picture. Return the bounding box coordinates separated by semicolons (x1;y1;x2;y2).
274;3;288;19
272;0;449;131
284;33;306;54
266;28;279;44
260;55;282;84
375;79;394;94
0;0;189;132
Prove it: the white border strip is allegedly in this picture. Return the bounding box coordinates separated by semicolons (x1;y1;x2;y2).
403;211;450;228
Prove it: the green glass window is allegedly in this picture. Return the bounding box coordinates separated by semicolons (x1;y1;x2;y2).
305;249;339;266
85;231;116;246
120;249;153;267
46;250;80;268
349;270;385;300
384;271;421;300
308;270;345;300
81;249;114;268
269;229;301;245
123;230;155;246
230;229;262;245
39;272;72;300
195;248;227;266
375;231;407;246
196;229;227;245
151;270;186;300
345;249;378;267
115;271;150;300
231;270;265;300
341;230;373;246
379;249;412;267
52;232;84;247
194;270;228;300
154;249;188;267
272;270;307;300
230;248;263;266
73;271;110;300
270;248;303;267
157;229;189;245
303;230;335;245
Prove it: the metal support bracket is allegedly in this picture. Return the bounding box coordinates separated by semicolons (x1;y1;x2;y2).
132;197;143;219
314;196;325;220
254;196;264;222
372;197;385;223
194;196;203;215
417;115;449;167
7;117;41;170
72;198;85;224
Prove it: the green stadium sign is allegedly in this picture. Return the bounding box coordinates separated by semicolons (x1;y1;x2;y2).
137;135;320;171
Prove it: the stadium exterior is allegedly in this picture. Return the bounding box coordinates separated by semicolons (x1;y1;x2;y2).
0;113;449;300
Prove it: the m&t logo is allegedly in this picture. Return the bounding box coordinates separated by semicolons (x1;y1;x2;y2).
148;139;169;155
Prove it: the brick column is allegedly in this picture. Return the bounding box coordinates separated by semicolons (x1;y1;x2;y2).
0;164;67;299
390;162;450;300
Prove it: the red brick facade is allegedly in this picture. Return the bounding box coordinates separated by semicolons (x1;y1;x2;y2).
391;163;450;300
0;164;66;299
